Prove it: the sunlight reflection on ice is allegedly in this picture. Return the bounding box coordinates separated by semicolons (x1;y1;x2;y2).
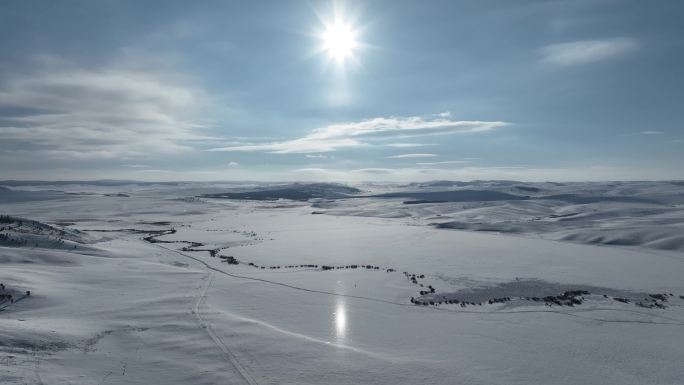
334;300;347;340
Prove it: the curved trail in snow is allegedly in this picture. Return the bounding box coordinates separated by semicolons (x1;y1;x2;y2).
192;270;259;385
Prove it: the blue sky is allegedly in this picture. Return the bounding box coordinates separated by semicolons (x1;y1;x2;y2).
1;0;683;181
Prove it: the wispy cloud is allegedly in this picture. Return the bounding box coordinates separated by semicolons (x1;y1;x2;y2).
134;169;175;173
227;161;239;167
305;154;329;158
351;168;394;174
283;164;679;182
641;130;664;135
387;153;437;159
385;143;436;148
540;38;638;66
208;116;508;154
416;160;471;165
0;65;208;160
293;167;330;173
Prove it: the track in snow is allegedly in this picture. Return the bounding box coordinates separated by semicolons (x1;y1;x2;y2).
192;270;259;385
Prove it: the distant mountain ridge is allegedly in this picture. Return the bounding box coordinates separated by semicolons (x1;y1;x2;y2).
370;190;529;202
201;183;362;201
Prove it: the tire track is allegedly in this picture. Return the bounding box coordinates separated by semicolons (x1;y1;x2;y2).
192;268;259;385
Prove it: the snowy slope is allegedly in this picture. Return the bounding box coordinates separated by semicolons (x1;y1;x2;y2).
1;181;683;384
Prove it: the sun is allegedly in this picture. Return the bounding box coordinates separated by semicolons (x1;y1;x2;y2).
321;21;358;62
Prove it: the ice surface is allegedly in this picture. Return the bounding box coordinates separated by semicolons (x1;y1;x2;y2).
1;180;684;384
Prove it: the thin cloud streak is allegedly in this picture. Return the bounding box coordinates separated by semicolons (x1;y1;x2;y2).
208;116;508;154
387;153;437;159
385;143;436;148
284;165;658;182
417;160;471;165
540;38;638;66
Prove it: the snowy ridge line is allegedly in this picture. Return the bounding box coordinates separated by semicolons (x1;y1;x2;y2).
151;243;684;327
193;271;259;385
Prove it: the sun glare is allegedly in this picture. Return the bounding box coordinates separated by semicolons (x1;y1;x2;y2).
322;21;358;62
334;301;347;339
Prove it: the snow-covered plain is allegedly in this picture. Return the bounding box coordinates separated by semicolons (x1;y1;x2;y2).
1;181;684;384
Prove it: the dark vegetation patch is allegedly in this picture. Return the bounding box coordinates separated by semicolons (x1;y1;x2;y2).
403;200;448;205
139;229;684;312
0;215;14;224
0;215;89;247
140;228;262;259
411;278;680;310
370;190;528;202
431;221;539;234
0;282;32;312
514;185;541;192
142;229;399;274
548;213;580;218
201;183;361;201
